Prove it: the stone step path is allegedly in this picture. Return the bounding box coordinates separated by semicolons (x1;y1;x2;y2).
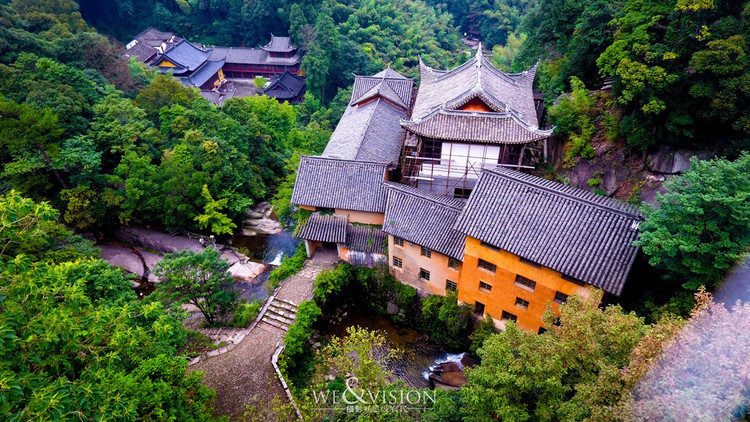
260;297;299;331
200;326;249;346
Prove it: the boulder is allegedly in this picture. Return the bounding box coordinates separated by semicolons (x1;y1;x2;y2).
647;148;713;174
432;362;462;373
386;301;399;315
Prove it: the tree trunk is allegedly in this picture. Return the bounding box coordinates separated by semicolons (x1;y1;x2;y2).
36;143;68;189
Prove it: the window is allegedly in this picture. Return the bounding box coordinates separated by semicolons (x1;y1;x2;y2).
554;291;569;304
393;236;404;247
448;258;460;270
419;268;430;281
538;327;548;334
392;256;403;269
477;258;497;273
515;297;530;310
519;257;541;268
421;247;432;258
453;188;473;198
480;241;501;252
501;310;518;323
474;301;485;315
446;280;457;292
514;275;536;291
562;274;585;286
479;281;492;292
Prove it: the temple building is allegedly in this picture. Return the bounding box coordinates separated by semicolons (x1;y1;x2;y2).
291;52;643;332
123;28;305;104
400;47;552;199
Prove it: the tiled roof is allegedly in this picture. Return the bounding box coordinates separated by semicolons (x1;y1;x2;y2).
412;47;539;127
454;168;643;295
209;47;301;66
346;225;387;254
296;213;347;243
350;73;414;108
382;182;467;260
159;40;211;74
402;109;553;144
322;97;408;165
263;71;306;100
123;42;159;63
291;156;388;213
262;35;296;53
182;59;224;87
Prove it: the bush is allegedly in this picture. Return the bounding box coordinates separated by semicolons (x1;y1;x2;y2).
268;242;307;289
313;263;355;307
279;300;322;380
232;298;263;327
470;316;497;353
421;292;474;349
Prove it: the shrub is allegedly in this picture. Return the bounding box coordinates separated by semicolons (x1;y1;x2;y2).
279;300;322;379
469;316;497;353
313;264;355;307
232;298;263;327
268;242;307;289
421;292;474;350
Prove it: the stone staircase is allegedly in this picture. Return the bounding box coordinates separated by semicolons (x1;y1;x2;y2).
200;325;248;346
260;297;299;331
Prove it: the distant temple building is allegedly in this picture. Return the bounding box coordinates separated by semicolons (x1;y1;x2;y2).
290;46;644;333
123;28;305;105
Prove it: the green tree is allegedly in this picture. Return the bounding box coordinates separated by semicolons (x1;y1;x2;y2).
421;291;474;349
194;184;237;236
636;154;750;291
154;247;239;326
460;290;647;421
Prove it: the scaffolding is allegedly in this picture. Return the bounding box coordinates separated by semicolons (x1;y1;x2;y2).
399;133;547;199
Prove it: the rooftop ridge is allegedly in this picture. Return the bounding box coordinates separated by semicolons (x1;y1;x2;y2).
485;167;644;218
382;181;465;211
300;155;389;167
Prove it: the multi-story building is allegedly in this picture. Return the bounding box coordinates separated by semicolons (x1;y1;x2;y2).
291;50;644;332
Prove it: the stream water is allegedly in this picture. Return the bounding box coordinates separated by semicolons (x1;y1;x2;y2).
327;311;468;388
230;229;300;302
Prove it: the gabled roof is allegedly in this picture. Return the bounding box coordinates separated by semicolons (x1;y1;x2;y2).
412;46;539;127
296;213;347;244
454;168;644;295
262;35;296;53
158;40;211;74
382;182;467;260
350;70;414;108
182;59;224;88
402;109;553;144
263;71;306;100
322;97;408;165
291;157;388;213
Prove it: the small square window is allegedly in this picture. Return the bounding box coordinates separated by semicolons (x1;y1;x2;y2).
515;297;529;310
393;237;404;247
446;280;457;292
419;268;430;281
501;310;518;323
392;256;402;268
479;281;492;292
448;258;460;270
477;258;497;273
474;301;485;315
538;327;548;335
519;257;541;268
454;188;472;198
554;291;569;304
421;247;432;258
514;275;536;291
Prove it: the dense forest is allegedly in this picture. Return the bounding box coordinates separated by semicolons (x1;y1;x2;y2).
1;0;749;420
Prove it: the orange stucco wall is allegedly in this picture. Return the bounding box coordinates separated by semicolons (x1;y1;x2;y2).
459;98;492;112
457;236;593;332
388;235;462;297
334;209;385;225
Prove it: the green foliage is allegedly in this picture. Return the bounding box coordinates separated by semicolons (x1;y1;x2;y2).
194;184;237;236
280;300;322;378
548;77;598;166
421;291;474;349
312;262;356;306
469;316;497;354
636;153;750;291
324;326;398;391
253;76;266;90
233;298;264;327
154;247;239;326
268;242;308;289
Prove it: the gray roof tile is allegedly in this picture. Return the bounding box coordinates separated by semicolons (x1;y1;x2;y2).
291;156;388;213
453;168;643;295
402;109;553;144
262;35;296;53
160;40;211;73
413;47;539;127
296;213;347;243
346;225;387;254
382;182;466;260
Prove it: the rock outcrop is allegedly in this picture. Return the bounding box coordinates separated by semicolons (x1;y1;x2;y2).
242;202;283;236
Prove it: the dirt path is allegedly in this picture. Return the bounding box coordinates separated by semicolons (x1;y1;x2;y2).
190;260;332;420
